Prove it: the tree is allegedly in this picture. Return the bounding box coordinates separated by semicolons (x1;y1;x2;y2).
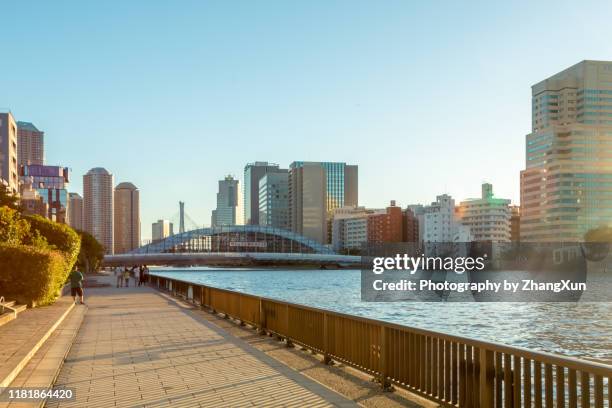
76;230;105;273
0;184;22;212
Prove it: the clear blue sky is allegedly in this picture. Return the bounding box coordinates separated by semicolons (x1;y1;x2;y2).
2;1;612;240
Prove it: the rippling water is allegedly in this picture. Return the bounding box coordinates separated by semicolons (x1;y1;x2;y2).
151;267;612;363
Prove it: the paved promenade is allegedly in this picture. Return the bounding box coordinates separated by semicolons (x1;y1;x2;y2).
47;277;355;407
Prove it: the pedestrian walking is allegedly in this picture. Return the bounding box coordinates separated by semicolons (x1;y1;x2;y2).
123;267;130;287
114;267;122;288
70;267;85;305
138;265;145;286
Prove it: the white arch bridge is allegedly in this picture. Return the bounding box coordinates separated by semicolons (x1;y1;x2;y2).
103;225;362;268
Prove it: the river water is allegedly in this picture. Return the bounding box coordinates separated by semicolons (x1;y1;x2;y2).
151;267;612;363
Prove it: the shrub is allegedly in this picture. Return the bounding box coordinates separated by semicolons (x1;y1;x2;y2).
0;244;68;306
23;215;81;270
0;206;31;245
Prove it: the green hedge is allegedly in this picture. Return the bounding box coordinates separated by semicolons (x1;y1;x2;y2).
24;215;81;270
0;244;68;306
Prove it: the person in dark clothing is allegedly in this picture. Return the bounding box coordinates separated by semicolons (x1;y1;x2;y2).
69;267;85;305
138;265;145;286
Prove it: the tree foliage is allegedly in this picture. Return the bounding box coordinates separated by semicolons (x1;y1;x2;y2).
76;230;105;273
0;184;21;211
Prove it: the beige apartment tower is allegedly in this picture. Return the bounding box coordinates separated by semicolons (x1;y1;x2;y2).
520;60;612;241
0;112;19;193
114;182;140;254
288;161;358;244
17;121;44;165
68;192;84;231
84;168;114;254
457;183;511;242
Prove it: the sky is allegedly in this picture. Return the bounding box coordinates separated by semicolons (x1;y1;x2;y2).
2;0;612;240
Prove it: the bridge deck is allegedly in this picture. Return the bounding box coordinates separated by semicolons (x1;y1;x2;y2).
48;276;355;407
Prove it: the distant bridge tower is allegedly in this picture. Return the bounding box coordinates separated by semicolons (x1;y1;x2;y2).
179;201;185;234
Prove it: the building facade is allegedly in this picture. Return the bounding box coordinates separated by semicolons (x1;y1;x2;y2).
258;171;289;230
68;192;83;231
288;163;327;243
19;164;70;223
16;121;44;166
288;161;358;244
403;208;420;243
422;194;472;244
114;182;140;254
243;162;284;225
521;60;612;241
367;201;404;245
331;206;375;252
0;112;19;193
84;167;114;254
510;205;520;242
152;219;173;242
457;183;511;242
211;175;241;227
20;185;48;218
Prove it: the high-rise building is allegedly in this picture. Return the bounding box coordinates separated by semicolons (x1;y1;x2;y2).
68;193;83;231
457;183;511;242
403;208;419;243
331;207;377;253
288;161;358;244
406;204;425;245
152;219;173;242
211;175;242;227
521;60;612;241
114;182;140;254
84;167;114;254
367;201;404;245
20;185;48;218
0;112;18;194
258;171;289;230
19;164;70;223
243;162;285;225
422;194;471;243
510;205;520;242
288;163;326;243
16;121;44;166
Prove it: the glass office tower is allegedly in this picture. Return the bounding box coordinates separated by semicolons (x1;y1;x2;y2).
288;161;358;244
258;171;289;230
19;164;70;223
520;60;612;241
243;162;284;225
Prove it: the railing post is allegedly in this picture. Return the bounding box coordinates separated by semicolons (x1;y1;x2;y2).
285;304;293;347
323;312;332;364
257;298;266;335
379;325;391;391
480;349;495;408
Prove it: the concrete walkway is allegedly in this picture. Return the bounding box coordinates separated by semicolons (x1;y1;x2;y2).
47;278;355;407
0;296;75;389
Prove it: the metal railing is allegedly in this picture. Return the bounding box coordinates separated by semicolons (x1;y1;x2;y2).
152;275;611;407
